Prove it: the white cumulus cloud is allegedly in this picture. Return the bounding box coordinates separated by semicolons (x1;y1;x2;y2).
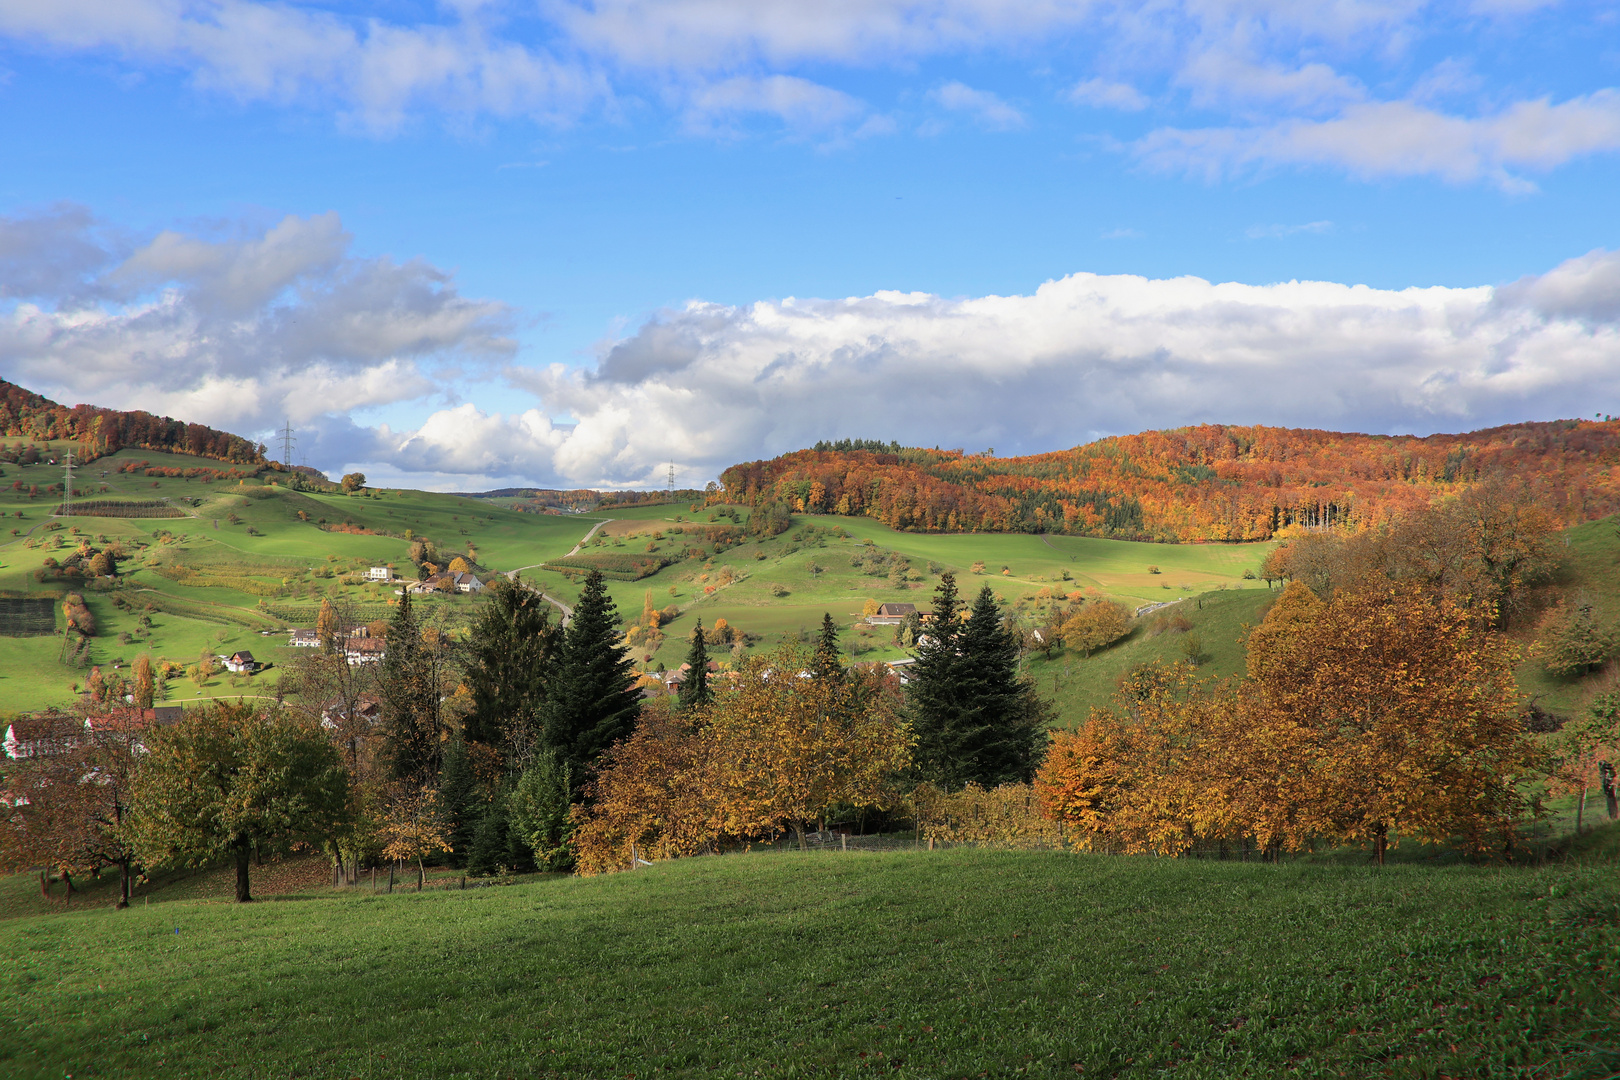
929;81;1026;129
1135;92;1620;188
6;204;1620;492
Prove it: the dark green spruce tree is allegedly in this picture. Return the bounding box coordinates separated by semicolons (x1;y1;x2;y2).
437;736;479;869
540;570;640;790
464;578;559;768
907;574;1050;788
953;584;1050;784
678;621;712;712
812;612;844;683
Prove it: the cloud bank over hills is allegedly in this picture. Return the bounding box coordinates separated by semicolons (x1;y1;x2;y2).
3;206;1618;490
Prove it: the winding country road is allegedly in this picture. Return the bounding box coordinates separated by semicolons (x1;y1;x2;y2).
505;517;612;626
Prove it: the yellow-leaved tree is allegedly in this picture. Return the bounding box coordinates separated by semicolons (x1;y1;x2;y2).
704;647;912;849
1038;581;1539;863
573;644;912;872
1244;582;1538;862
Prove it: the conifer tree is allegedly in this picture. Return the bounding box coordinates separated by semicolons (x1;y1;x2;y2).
955;585;1049;784
908;572;965;785
908;574;1049;788
540;570;639;789
378;592;450;785
437;736;480;868
678;621;711;712
812;613;843;683
464;579;558;767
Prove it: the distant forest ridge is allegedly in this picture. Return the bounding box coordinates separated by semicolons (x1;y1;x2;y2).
722;420;1620;542
460;487;712;512
0;378;265;466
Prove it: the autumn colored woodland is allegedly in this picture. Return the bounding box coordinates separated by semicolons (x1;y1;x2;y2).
721;420;1620;541
0;377;265;465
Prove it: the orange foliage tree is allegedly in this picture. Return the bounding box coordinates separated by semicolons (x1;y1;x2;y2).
572;646;912;874
1038;582;1540;862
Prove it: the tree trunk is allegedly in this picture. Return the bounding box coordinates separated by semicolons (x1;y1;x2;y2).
1576;786;1587;835
792;821;807;851
235;849;253;902
62;869;76;894
116;859;131;909
416;858;424;891
1374;828;1387;867
38;871;49;898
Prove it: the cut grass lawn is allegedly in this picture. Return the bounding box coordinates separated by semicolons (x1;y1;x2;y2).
1;841;1616;1080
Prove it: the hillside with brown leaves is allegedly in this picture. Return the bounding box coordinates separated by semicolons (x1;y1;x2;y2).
721;420;1620;541
0;377;264;465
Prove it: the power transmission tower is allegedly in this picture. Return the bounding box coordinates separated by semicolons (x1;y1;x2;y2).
279;419;296;467
62;449;75;520
667;462;675;502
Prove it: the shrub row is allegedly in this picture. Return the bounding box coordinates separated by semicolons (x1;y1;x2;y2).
0;596;56;636
53;499;184;519
543;552;672;580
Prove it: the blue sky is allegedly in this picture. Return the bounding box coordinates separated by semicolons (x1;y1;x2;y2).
1;0;1618;489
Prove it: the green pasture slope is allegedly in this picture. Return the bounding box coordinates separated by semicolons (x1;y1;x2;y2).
2;841;1617;1079
2;448;1276;716
518;503;1270;681
0;448;592;711
1517;512;1620;720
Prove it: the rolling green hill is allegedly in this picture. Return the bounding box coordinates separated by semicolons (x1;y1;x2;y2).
0;447;593;711
0;449;1272;716
10;436;1612;731
1;843;1616;1079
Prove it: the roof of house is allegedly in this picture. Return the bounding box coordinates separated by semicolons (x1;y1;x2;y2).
877;603;917;617
4;713;86;755
84;705;184;731
344;637;387;654
227;650;256;663
289;628;319;639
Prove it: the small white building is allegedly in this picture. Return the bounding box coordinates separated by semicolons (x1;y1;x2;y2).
867;602;918;625
289;628;321;647
367;566;391;581
344;638;387;666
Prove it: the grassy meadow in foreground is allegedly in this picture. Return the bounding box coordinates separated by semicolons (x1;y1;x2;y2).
2;843;1617;1080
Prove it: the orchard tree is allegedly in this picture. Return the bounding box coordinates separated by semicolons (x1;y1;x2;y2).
381;784;451;890
1060;600;1132;656
130;702;350;902
1243;581;1538;862
0;705;149;906
340;472;366;492
706;646;912;848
